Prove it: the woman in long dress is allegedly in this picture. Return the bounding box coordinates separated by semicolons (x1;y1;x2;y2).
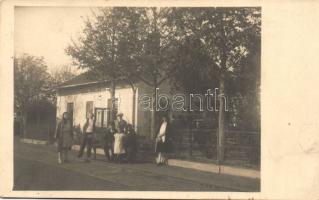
113;129;126;163
55;112;73;164
155;116;171;165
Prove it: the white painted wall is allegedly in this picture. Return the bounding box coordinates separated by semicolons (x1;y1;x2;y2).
56;87;135;130
115;87;134;124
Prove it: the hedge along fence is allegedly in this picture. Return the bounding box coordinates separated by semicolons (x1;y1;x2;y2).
20;100;57;142
172;128;260;165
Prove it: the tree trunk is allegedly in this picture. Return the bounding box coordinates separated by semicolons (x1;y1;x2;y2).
110;80;116;122
131;87;137;130
217;74;225;164
150;86;157;139
22;112;27;138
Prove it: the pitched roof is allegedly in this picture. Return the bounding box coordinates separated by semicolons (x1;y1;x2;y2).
58;71;99;88
58;71;137;89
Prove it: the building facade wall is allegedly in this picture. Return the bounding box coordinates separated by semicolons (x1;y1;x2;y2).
115;87;134;125
56;78;175;138
57;87;110;129
57;86;136;129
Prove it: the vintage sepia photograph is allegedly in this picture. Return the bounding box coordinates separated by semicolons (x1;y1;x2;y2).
13;6;261;192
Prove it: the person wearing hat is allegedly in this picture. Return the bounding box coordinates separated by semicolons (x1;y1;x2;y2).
114;112;127;133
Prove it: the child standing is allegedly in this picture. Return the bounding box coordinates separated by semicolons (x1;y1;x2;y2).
113;129;126;163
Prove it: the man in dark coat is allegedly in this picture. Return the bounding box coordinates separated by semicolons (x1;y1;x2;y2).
103;123;115;161
124;124;138;163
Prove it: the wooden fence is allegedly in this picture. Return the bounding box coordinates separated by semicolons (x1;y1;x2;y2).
172;128;260;165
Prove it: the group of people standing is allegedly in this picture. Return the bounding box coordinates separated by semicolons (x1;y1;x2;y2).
54;111;172;166
103;113;138;163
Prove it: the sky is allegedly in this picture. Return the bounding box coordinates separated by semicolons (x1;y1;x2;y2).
14;7;97;73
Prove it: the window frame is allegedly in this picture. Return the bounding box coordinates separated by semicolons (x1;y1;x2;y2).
94;107;110;128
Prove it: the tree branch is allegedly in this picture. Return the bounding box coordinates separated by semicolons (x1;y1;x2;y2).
137;75;153;87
